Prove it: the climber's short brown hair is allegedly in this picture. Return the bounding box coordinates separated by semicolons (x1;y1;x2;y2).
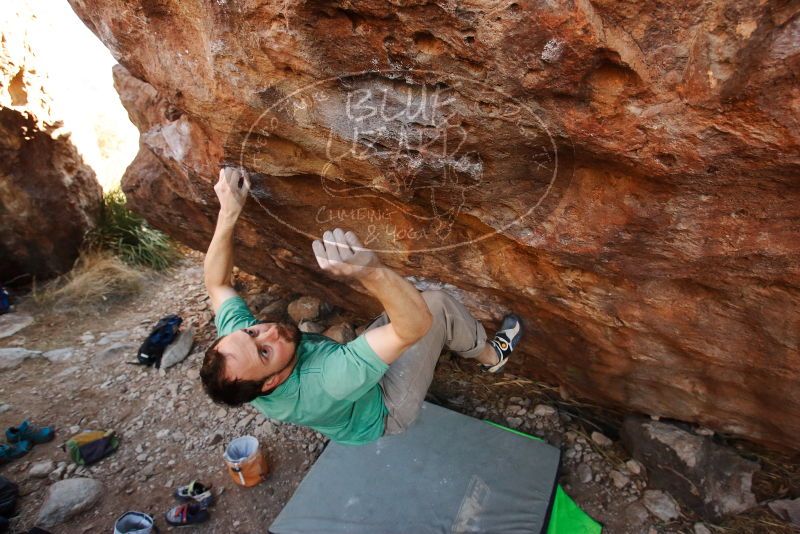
200;336;267;406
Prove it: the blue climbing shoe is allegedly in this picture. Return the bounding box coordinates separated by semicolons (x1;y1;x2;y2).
480;314;523;373
0;441;32;464
5;420;54;444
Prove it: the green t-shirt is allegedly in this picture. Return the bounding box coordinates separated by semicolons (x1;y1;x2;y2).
214;296;389;445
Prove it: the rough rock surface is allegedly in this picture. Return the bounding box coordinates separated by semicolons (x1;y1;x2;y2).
69;0;800;449
622;416;759;520
0;6;102;281
0;347;41;370
0;313;34;339
35;477;103;527
768;498;800;526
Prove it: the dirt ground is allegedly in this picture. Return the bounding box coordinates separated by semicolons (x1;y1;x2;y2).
0;252;796;533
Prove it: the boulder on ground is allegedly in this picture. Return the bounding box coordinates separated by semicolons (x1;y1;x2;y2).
622;416;759;520
36;477;103;527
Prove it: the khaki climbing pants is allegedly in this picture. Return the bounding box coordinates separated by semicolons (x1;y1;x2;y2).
364;290;488;436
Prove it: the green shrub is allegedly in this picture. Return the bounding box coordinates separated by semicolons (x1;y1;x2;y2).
88;188;177;270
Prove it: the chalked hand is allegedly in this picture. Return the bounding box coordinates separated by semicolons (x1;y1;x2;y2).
312;228;383;280
215;166;250;218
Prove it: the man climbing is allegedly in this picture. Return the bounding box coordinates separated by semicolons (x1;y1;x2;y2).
200;167;523;444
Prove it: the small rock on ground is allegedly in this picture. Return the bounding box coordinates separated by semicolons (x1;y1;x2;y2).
768;498;800;526
42;347;76;362
92;343;136;367
0;347;41;370
287;296;322;322
322;323;356;344
577;463;593;484
161;328;194;369
591;431;613;447
642;489;681;522
298;320;325;334
28;459;55;478
0;313;34;339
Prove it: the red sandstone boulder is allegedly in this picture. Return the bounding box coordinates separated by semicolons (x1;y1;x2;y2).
1;11;102;282
72;0;799;450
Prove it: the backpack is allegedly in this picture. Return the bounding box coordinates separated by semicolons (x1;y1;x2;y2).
64;430;120;466
135;315;182;368
0;476;18;519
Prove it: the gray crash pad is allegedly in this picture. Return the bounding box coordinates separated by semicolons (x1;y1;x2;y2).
269;402;562;534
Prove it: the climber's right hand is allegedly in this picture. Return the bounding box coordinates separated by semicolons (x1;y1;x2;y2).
215;166;250;219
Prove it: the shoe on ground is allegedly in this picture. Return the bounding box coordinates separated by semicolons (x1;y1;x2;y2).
0;441;32;464
5;420;54;445
165;503;210;527
480;314;523;374
174;481;213;507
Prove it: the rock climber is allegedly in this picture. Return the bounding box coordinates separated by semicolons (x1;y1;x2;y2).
200;166;524;444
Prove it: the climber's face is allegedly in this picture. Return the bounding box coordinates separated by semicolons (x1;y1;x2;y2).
218;322;300;392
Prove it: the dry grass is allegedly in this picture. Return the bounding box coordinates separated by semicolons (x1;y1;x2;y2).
34;251;145;309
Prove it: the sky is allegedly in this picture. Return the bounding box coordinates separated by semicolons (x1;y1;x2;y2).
13;0;139;191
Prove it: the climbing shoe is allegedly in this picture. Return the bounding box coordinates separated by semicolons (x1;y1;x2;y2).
0;441;32;464
480;314;523;374
174;481;213;507
5;420;54;445
165;503;210;527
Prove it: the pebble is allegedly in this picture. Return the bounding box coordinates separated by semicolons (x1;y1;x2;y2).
49;462;67;481
625;459;643;475
591;431;613;447
237;414;256;429
287;296;322;322
29;460;55;478
322;323;356;344
506;417;523;428
577;463;593;484
642;489;681;522
610;470;630;489
533;404;557;417
298;320;325;334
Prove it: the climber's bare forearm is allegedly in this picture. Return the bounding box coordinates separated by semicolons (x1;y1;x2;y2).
204;211;239;312
359;266;432;343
